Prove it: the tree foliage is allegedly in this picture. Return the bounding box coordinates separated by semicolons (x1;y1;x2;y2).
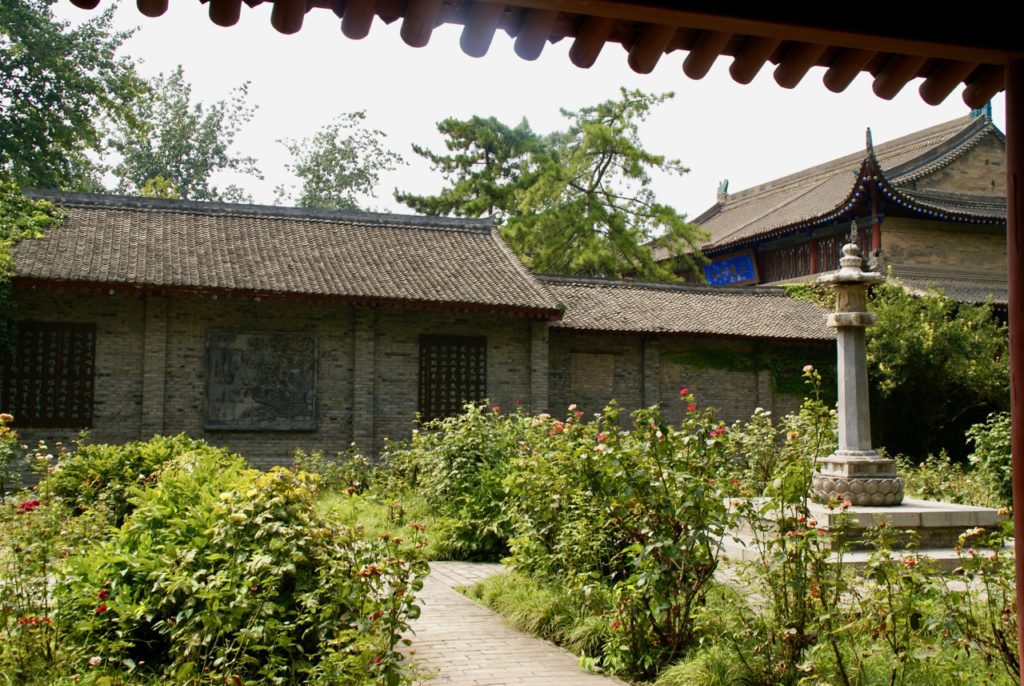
0;0;143;190
275;111;403;211
867;281;1008;460
0;177;62;345
397;90;706;280
110;66;260;202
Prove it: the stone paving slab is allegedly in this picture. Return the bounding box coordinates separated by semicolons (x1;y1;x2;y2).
403;561;626;686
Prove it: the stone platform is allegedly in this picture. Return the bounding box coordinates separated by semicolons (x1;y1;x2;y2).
724;497;1002;571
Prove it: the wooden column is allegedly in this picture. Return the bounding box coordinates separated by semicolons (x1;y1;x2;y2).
1006;56;1024;685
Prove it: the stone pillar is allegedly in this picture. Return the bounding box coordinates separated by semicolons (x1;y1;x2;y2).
529;321;549;414
810;223;904;506
352;308;376;456
642;338;660;407
140;295;168;438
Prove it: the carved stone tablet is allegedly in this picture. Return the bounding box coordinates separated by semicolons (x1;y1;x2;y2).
205;331;317;431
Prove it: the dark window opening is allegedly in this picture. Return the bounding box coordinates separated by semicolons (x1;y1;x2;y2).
418;335;486;421
0;322;96;428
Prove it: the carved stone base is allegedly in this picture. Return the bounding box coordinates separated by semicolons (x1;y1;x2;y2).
810;452;904;506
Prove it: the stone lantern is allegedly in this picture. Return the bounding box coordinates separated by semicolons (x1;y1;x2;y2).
810;221;904;506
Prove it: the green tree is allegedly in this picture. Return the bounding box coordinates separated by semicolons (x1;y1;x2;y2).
395;115;542;219
0;176;62;345
275;111;403;211
110;66;260;202
0;0;143;190
397;89;706;280
867;281;1008;460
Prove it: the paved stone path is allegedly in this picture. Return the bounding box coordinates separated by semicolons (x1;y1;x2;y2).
403;561;627;686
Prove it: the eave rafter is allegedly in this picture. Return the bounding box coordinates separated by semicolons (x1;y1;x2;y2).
66;0;1020;107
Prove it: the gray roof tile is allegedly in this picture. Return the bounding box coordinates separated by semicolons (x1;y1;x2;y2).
15;192;562;316
542;276;833;341
688;116;1005;254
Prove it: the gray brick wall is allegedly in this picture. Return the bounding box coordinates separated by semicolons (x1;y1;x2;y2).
9;286;819;467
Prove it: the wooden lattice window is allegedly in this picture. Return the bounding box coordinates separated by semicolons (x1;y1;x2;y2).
759;242;811;282
0;322;96;428
418;335;486;421
815;225;874;273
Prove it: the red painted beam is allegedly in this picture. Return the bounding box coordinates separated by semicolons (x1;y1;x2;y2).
1007;56;1024;686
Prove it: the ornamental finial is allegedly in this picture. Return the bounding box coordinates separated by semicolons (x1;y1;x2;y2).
865;127;874;151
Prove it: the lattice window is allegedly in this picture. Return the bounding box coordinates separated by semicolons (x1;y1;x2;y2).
816;225;874;273
0;322;96;428
817;233;846;272
418;335;486;421
759;241;811;282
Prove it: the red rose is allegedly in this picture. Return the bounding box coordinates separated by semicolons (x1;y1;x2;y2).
97;590;109;600
95;604;108;614
687;403;697;412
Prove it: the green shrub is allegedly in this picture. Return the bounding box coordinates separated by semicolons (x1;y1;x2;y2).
292;444;374;494
655;644;750;686
0;412;20;493
898;451;1003;508
967;411;1012;505
38;433;232;525
385;404;525;560
507;395;735;679
54;448;428;685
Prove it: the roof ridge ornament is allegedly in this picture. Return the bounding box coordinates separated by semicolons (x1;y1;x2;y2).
865;127;874;152
970;101;993;121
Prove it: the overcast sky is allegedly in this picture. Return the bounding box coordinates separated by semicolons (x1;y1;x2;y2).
56;2;1007;219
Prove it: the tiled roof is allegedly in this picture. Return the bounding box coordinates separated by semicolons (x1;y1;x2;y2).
688;116;1004;254
896;276;1008;306
541;276;833;341
14;192;562;317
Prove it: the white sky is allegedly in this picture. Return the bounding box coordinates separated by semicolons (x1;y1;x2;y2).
56;2;1007;220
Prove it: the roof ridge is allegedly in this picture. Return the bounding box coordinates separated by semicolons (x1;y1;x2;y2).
718;115;973;207
24;189;496;234
889;117;999;184
536;273;788;296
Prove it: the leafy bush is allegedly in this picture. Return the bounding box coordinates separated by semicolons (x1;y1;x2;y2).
898;451;1004;508
384;404;524;560
506;395;735;678
0;412;21;493
0;496;112;682
53;448;428;684
292;443;373;494
38;433;230;525
967;411;1012;505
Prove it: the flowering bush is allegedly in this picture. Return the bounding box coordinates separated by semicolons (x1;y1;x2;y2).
507;396;735;678
0;412;21;493
51;447;427;684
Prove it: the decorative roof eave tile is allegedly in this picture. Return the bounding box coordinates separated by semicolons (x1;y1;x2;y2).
705;153;1006;256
